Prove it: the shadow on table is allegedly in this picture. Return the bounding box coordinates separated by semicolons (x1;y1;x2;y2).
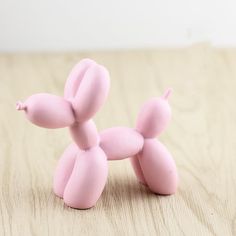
99;174;170;211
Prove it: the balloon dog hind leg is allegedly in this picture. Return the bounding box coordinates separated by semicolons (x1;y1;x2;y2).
131;89;178;194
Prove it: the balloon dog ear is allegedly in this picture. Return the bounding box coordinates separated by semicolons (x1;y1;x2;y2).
64;59;96;100
71;64;110;122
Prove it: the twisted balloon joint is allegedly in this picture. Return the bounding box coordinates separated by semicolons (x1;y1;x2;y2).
16;59;178;209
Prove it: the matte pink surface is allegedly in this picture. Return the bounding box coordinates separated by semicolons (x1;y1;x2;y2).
70;120;98;149
53;143;80;198
71;64;110;122
139;139;178;194
99;127;144;160
17;93;75;128
136;95;171;138
63;147;108;209
64;59;95;100
130;154;147;185
17;59;178;209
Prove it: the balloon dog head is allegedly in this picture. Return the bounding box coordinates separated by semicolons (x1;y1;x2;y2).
16;59;110;129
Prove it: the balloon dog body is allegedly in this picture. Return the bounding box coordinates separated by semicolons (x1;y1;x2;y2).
16;59;178;209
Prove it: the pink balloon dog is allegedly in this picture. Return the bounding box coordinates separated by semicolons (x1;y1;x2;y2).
16;59;178;209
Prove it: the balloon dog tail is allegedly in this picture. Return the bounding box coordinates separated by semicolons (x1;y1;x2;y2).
135;88;172;139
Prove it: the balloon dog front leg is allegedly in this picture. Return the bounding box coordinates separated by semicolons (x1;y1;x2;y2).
63;146;108;209
54;120;108;208
62;119;108;209
53;143;79;198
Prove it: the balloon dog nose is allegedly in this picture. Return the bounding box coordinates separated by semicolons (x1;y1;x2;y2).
16;101;26;111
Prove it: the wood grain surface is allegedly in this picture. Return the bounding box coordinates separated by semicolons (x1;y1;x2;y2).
0;45;236;235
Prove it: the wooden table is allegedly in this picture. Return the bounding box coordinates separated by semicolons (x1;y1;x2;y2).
0;45;235;235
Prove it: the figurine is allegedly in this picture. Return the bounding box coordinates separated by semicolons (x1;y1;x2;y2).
16;59;178;209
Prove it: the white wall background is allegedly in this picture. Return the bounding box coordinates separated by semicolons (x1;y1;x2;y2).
0;0;236;52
